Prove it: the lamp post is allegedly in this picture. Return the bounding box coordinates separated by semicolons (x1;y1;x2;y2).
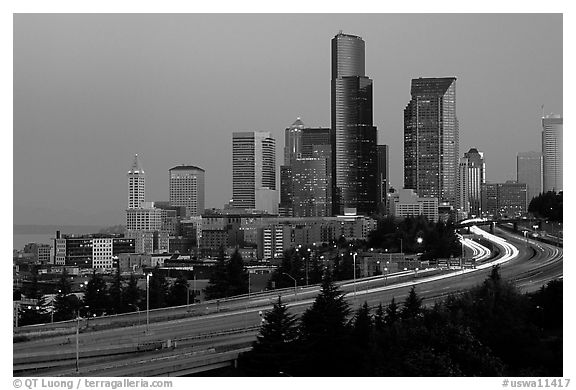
384;267;388;286
352;252;357;303
75;310;81;373
146;273;151;333
399;238;403;253
282;273;297;302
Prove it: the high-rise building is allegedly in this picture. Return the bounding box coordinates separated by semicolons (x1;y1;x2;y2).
542;114;563;193
127;154;145;209
232;131;277;213
463;148;485;217
388;189;439;223
457;157;470;214
331;32;378;216
481;181;527;218
280;118;332;217
517;151;543;205
377;145;389;214
404;77;459;207
169;165;205;217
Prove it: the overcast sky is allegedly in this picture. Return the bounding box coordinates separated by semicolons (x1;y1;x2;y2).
13;13;562;226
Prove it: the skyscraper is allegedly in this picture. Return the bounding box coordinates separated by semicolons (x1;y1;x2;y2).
457;157;470;214
542;114;563;193
463;148;485;216
169;165;205;217
377;145;389;214
127;154;145;209
517;151;543;204
232;131;277;213
404;77;459;207
331;32;378;216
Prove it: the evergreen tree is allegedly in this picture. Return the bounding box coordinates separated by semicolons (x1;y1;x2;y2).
239;296;299;376
123;273;141;311
168;274;190;306
205;247;229;299
226;249;248;296
374;303;385;331
352;301;372;347
84;271;109;316
385;297;400;325
401;286;423;320
53;269;80;321
108;267;123;314
148;265;168;309
25;266;42;300
308;254;324;285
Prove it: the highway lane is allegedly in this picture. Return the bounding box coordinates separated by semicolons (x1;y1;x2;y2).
14;227;562;376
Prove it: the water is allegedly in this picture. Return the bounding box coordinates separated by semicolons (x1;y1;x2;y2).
13;225;104;251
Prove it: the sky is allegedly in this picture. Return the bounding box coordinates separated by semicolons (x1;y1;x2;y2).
13;13;563;226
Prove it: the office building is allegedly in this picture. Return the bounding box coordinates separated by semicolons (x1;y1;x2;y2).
457;157;470;214
232;131;277;213
388;189;439;222
331;32;378;215
377;145;390;214
292;157;331;217
542;114;563;193
404;77;459;207
517;151;543;204
481;181;527;218
463;148;485;216
169;165;205;217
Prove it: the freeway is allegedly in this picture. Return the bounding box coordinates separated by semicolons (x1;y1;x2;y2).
14;226;562;376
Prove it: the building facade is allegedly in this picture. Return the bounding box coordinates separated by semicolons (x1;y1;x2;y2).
232;131;277;213
541;114;563;193
404;77;459;208
331;32;378;216
377;145;390;214
463;148;485;217
517;151;543;205
127;154;145;210
388;189;439;222
169;165;205;217
481;181;527;218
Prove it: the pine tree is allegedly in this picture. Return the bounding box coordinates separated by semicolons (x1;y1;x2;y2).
374;303;385;331
168;274;190;306
352;301;372;347
84;271;109;316
238;296;299;376
401;286;423;320
123;273;141;311
53;268;79;321
385;297;400;325
226;249;248;297
205;247;229;299
148;265;168;309
108;267;123;314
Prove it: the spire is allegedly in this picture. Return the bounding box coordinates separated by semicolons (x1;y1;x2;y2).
291;117;305;128
129;154;144;174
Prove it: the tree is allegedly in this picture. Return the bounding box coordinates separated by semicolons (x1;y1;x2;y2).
84;271;109;316
205;247;229;300
123;273;141;311
401;286;423;320
226;249;248;297
108;267;123;314
294;271;352;375
374;303;385;331
148;265;168;309
53;269;80;321
167;274;190;307
238;296;299;376
385;297;400;325
352;301;372;347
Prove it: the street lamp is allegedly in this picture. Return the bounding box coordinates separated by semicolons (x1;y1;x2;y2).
352;252;357;303
146;273;152;333
75;310;81;373
282;273;297;302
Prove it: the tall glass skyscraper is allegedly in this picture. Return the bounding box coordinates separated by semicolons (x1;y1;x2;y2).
464;148;485;216
517;151;543;204
331;32;378;216
232;131;277;213
541;114;563;193
404;77;459;207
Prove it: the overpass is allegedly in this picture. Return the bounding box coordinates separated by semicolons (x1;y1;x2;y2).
14;226;563;376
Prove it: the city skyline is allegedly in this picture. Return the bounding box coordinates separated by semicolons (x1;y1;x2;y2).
13;14;562;226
